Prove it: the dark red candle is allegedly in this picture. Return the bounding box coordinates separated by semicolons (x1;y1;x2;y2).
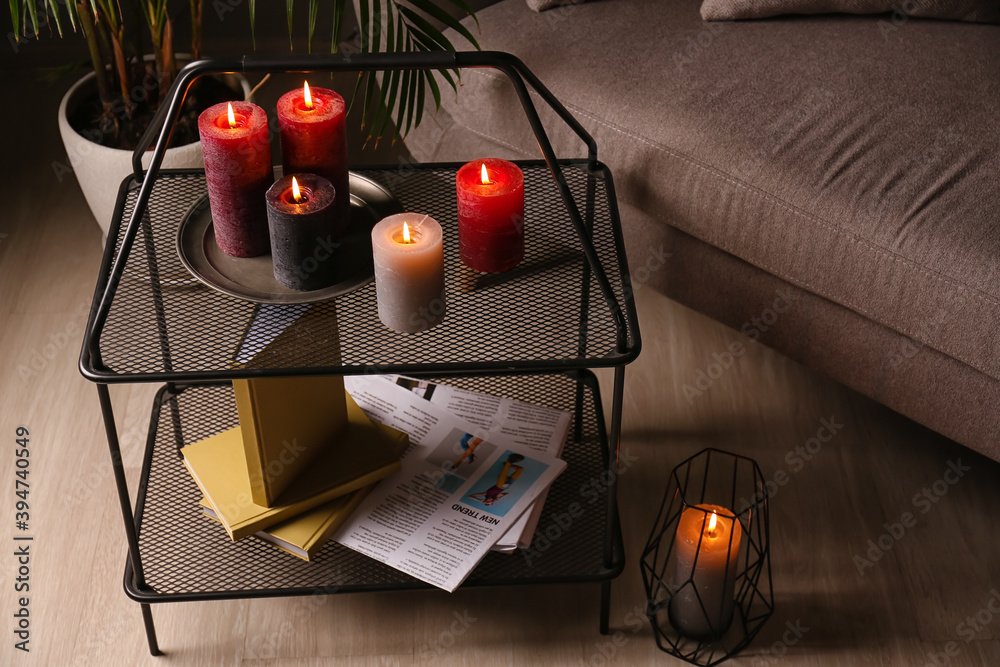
197;101;273;257
456;158;525;273
265;174;339;291
276;82;350;235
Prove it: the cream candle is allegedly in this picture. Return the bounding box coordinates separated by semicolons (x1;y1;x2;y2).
669;504;743;639
371;213;446;333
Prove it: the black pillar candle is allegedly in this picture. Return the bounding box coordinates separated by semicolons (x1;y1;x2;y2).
265;173;341;291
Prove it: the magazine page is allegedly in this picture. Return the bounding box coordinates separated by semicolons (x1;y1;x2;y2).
337;376;567;591
380;375;571;551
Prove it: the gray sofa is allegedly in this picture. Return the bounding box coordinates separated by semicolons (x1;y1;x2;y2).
400;0;1000;461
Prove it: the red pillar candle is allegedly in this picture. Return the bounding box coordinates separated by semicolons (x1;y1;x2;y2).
276;82;350;235
197;101;273;257
265;174;339;291
456;158;525;273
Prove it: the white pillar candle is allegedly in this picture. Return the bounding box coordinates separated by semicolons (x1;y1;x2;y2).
371;213;446;333
668;504;743;639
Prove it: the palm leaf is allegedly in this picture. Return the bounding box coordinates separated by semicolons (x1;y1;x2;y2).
307;0;318;53
331;0;344;53
26;0;38;35
9;1;18;40
285;0;294;50
407;0;479;49
248;0;256;48
44;0;64;37
372;9;406;144
442;0;479;31
414;69;426;127
394;68;412;141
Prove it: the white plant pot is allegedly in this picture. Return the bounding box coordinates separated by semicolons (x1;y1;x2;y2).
57;65;251;242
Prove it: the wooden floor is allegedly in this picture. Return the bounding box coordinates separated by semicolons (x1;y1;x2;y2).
2;69;999;667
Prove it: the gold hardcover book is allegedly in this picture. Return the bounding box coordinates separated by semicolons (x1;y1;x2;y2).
200;490;365;561
233;375;348;507
182;394;407;541
198;427;409;560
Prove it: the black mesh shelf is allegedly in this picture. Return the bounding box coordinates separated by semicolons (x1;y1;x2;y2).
82;53;642;653
82;160;639;383
126;372;623;602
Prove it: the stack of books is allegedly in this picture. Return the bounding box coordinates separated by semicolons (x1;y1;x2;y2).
181;305;408;561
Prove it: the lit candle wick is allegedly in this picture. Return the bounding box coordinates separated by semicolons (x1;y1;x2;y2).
227;102;237;129
402;221;413;244
303;81;313;110
291;176;303;204
480;163;491;185
707;511;719;537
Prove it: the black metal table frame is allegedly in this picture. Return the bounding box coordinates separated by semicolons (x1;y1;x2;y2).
79;51;642;656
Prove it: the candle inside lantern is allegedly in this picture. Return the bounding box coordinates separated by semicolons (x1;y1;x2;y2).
669;504;743;639
371;213;446;333
198;101;273;257
265;173;339;291
277;82;350;235
456;158;525;273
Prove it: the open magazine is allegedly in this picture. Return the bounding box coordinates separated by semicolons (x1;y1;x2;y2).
337;376;568;591
381;374;571;551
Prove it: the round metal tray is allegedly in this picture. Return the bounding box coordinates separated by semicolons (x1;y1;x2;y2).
177;173;402;304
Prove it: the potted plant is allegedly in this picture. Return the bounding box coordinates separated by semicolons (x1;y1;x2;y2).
12;0;479;241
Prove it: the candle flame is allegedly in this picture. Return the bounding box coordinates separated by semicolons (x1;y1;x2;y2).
227;102;236;128
707;511;718;534
402;221;411;243
291;176;302;203
303;81;313;109
480;163;490;185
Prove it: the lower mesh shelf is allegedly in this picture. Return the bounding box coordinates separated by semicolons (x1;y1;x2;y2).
126;372;624;602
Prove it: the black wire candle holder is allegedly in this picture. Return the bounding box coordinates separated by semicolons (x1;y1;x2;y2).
640;448;773;665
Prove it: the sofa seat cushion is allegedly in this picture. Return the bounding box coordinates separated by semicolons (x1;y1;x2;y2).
409;0;1000;382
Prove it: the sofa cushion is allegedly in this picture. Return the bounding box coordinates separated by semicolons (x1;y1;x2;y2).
701;0;1000;24
407;0;1000;384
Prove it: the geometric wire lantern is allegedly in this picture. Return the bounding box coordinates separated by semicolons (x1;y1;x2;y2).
640;448;773;665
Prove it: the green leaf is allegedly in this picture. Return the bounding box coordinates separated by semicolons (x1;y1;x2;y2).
407;0;479;50
370;0;381;51
383;0;393;53
44;0;63;37
371;68;397;146
331;0;344;53
347;71;365;117
248;0;256;49
395;69;412;140
307;0;318;53
440;0;480;32
26;0;39;36
64;0;78;32
10;0;19;41
361;65;376;130
396;6;453;52
286;0;293;51
414;70;426;128
425;64;441;111
358;0;368;53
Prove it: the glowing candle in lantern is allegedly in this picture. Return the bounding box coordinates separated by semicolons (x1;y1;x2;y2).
371;213;446;332
198;101;273;257
265;173;339;291
455;158;525;273
669;504;743;639
277;82;350;235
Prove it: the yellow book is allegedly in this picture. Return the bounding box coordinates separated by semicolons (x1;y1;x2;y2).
182;394;407;541
198;427;409;561
233;375;348;507
199;490;366;561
